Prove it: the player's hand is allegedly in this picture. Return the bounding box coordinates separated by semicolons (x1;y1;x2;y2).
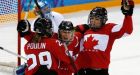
75;24;89;34
17;20;30;32
121;0;134;16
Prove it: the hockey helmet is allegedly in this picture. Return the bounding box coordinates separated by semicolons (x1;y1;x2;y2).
37;0;51;14
58;21;74;43
88;7;108;25
59;21;74;31
34;18;53;37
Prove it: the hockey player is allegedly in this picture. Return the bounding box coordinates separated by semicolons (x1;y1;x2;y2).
17;18;71;75
57;21;83;75
75;0;134;75
33;0;64;33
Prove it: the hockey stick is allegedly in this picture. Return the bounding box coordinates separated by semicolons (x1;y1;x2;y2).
34;0;45;18
63;44;79;75
0;47;27;73
0;46;27;74
0;47;27;60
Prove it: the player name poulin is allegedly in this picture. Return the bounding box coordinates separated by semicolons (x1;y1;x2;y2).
27;43;46;49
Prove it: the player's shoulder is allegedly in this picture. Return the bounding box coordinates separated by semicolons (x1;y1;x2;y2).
106;23;117;26
52;32;58;39
103;23;119;33
47;38;63;47
45;38;59;43
51;11;64;25
104;23;117;29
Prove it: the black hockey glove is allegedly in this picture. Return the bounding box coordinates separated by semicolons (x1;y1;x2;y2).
75;24;89;34
17;20;31;37
121;0;134;16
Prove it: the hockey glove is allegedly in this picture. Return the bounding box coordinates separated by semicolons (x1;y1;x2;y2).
75;24;89;34
17;20;30;32
121;0;134;16
17;20;31;37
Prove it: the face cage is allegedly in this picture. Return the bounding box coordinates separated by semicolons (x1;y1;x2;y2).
88;14;107;27
58;30;74;43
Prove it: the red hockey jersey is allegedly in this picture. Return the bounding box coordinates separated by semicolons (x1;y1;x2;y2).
23;33;70;75
75;16;133;70
58;32;83;75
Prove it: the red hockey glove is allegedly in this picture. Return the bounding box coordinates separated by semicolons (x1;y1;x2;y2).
121;0;134;16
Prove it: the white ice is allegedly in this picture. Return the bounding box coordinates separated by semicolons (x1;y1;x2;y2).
0;5;140;75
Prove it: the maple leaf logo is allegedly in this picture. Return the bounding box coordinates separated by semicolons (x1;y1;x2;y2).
83;35;98;50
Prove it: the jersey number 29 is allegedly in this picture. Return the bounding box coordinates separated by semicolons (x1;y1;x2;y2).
27;51;52;70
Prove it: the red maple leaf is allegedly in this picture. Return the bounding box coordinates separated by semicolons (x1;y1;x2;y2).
83;35;98;50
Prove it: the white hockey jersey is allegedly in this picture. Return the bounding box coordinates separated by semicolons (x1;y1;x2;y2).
31;11;64;33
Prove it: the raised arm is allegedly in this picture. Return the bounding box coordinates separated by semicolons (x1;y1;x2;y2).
17;20;33;41
111;0;134;39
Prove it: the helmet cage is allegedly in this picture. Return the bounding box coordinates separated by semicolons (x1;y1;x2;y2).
88;7;108;26
58;21;74;43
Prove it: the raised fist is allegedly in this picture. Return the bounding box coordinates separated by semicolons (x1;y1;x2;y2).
17;20;30;32
17;20;31;37
121;0;134;16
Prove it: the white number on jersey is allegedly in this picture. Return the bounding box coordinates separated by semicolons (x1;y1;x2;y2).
27;51;52;70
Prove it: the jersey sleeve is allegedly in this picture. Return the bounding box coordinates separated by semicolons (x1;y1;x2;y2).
73;32;83;55
52;12;64;26
74;32;83;41
24;31;35;41
111;16;133;39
